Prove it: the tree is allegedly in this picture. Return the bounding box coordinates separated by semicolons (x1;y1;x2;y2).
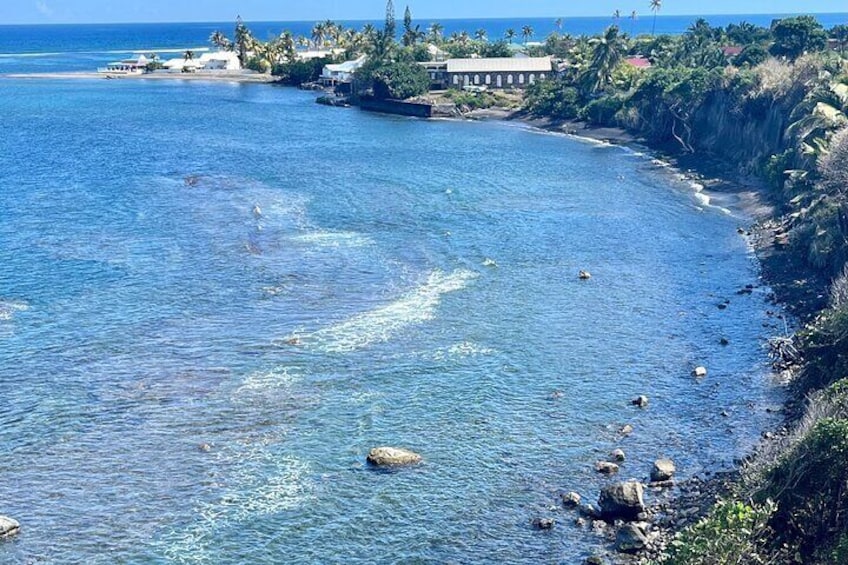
385;0;396;41
183;49;195;61
371;61;430;99
401;6;424;47
630;11;638;36
650;0;662;36
770;16;828;60
428;23;444;44
475;28;487;42
555;18;563;33
209;31;230;51
522;25;534;44
831;24;848;56
613;10;621;23
582;25;624;94
234;16;254;67
505;28;516;44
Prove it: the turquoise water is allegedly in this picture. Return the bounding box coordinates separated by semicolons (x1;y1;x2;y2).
0;79;783;563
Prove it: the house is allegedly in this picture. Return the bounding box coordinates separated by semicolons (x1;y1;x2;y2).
444;56;553;89
624;56;652;69
199;51;241;70
319;55;367;87
98;54;149;74
420;60;448;89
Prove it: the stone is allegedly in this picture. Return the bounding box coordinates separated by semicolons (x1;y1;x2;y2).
598;481;646;521
631;395;649;408
611;449;626;462
616;523;649;553
720;337;730;346
585;556;605;565
562;491;582;507
693;366;708;377
579;504;601;519
595;461;620;475
579;270;592;280
366;447;422;467
0;516;20;538
531;517;554;530
620;424;634;436
651;459;676;482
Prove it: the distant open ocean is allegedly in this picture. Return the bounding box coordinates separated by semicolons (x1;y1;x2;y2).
0;13;845;74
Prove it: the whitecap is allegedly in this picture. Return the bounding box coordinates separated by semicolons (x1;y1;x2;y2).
0;299;29;321
302;269;477;353
233;367;299;398
290;230;373;249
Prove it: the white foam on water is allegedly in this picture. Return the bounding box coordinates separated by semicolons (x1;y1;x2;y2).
233;367;300;398
427;341;496;362
290;230;373;249
303;269;477;353
0;299;29;321
160;452;312;563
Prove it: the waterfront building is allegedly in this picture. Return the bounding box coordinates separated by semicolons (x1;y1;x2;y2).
442;56;553;89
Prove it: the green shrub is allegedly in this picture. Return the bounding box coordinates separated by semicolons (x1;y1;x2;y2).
372;61;430;99
524;79;582;119
764;417;848;559
579;95;625;125
659;499;776;565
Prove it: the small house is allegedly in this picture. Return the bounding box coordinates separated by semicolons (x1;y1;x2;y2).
319;55;367;87
98;54;149;74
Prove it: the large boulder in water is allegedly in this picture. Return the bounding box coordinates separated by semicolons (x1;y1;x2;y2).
599;481;645;521
0;516;19;538
366;447;422;467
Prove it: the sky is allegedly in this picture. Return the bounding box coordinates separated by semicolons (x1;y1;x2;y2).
1;0;846;25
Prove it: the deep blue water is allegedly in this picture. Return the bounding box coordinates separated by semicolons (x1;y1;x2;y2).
0;13;846;74
0;58;787;564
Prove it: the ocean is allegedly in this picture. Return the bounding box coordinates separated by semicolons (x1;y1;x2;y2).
0;18;796;565
0;13;845;75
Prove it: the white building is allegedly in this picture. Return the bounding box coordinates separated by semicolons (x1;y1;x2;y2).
98;54;149;74
319;55;367;86
445;56;553;89
198;51;241;70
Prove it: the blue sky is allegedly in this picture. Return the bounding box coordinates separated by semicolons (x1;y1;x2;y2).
1;0;846;24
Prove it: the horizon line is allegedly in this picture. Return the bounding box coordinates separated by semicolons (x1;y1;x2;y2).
1;11;846;27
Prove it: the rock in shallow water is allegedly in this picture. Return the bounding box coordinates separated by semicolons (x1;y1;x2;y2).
651;459;676;482
616;523;649;553
366;447;422;467
599;481;645;521
0;516;20;538
595;461;620;475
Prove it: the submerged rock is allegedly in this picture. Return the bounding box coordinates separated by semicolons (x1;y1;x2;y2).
562;491;582;507
0;516;20;538
631;395;649;408
616;523;649;553
578;270;592;280
693;366;708;378
595;461;620;475
651;459;676;482
366;447;422;467
599;481;645;521
611;448;626;462
620;424;634;436
531;517;555;530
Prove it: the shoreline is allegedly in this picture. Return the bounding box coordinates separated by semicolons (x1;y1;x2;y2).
457;106;817;562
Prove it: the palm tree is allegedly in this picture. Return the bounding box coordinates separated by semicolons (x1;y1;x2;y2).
832;24;848;56
428;22;444;44
555;18;563;33
630;11;638;36
475;28;487;42
583;25;624;93
209;30;230;50
522;25;534;44
311;22;327;48
650;0;663;36
183;49;195;61
505;28;517;44
613;10;621;23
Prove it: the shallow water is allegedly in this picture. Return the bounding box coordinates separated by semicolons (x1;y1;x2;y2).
0;80;784;563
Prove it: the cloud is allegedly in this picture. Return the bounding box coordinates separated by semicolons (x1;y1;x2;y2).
35;1;54;17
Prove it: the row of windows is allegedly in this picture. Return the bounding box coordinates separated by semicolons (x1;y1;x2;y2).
437;73;546;86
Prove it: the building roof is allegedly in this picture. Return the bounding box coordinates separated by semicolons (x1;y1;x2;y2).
199;51;240;63
324;55;367;74
722;46;744;56
446;56;552;74
624;56;652;69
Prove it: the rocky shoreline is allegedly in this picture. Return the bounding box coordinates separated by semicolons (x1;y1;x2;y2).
453;107;817;564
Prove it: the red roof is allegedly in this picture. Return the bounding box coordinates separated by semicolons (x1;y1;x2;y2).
722;46;744;56
625;56;652;69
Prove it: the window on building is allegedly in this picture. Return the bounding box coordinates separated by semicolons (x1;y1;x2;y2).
507;74;513;85
474;74;480;85
518;74;525;84
485;74;491;85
